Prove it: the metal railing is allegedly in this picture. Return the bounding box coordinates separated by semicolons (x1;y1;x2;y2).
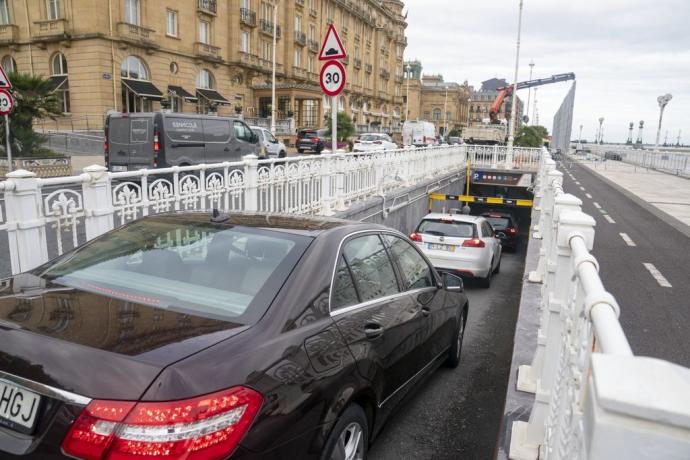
197;0;217;14
508;148;690;459
240;8;257;27
586;145;690;178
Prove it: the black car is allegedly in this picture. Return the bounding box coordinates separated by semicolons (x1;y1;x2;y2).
480;211;519;250
296;128;326;154
604;151;622;161
0;212;468;460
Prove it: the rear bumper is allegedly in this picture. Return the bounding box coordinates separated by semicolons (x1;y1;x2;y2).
422;251;491;278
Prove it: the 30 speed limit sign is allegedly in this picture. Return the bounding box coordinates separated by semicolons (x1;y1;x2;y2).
319;60;346;97
0;89;13;115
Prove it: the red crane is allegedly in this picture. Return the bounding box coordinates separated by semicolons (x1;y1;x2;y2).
489;73;575;124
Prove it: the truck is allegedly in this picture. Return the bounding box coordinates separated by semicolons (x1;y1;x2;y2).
462;125;507;145
402;120;436;147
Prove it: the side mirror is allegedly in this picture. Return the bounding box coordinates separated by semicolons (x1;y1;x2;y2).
442;272;464;293
252;133;259;143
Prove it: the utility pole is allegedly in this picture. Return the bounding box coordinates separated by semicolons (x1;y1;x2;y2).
676;130;682;147
506;0;524;160
597;117;604;144
532;87;538;126
576;124;583;150
270;0;278;134
525;60;534;125
626;122;634;144
654;93;672;152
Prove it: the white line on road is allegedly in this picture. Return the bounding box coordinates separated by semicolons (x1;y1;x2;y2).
575;181;581;185
643;263;672;288
599;208;607;214
579;186;586;191
586;193;592;199
593;202;601;209
619;233;636;246
603;214;616;223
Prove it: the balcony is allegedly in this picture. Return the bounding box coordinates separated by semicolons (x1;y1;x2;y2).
259;19;281;38
293;66;307;80
309;8;317;17
307;71;318;82
380;69;390;80
116;22;158;49
365;63;372;73
238;52;260;68
395;75;403;84
0;24;19;45
377;90;389;100
308;39;319;53
33;18;70;44
197;0;217;15
240;8;257;27
294;31;306;45
354;33;360;43
353;58;362;69
295;0;305;6
194;42;222;62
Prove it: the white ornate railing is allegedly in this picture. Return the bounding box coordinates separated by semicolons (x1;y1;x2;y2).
586;144;690;178
509;148;690;460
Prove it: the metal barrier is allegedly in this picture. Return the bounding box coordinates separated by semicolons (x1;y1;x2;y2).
587;145;690;178
509;148;690;459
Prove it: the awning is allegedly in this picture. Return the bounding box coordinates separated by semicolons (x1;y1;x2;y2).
48;75;68;92
196;88;230;105
121;78;164;100
168;85;198;102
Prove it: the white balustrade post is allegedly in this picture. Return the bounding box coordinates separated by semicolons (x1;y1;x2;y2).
81;165;114;241
529;169;562;283
319;152;335;216
334;152;347;211
492;144;499;169
375;153;386;194
3;170;49;274
243;154;259;212
532;159;556;239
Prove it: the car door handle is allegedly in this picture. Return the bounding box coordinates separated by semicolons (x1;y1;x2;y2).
117;150;126;155
421;307;431;317
364;323;384;339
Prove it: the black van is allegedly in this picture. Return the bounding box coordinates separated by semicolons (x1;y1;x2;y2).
105;112;260;171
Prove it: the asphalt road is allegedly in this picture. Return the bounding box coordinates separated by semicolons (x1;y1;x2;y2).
369;229;528;460
560;161;690;367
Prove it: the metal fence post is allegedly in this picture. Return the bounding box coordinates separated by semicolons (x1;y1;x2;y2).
334;152;347;211
320;153;335;216
81;164;114;240
243;154;259;212
3;169;49;274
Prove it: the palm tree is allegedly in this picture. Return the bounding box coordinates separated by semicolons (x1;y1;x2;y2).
1;72;62;157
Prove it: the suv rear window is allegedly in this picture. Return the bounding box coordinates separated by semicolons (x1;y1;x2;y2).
37;217;312;324
299;130;317;138
418;219;475;238
483;217;511;228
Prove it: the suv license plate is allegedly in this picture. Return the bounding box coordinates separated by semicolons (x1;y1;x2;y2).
0;380;42;434
111;165;127;172
428;243;454;252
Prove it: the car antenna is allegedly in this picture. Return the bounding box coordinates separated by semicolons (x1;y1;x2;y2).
211;208;230;223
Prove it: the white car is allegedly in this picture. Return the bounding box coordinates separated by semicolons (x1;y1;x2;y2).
352;133;398;152
410;213;502;288
250;126;287;159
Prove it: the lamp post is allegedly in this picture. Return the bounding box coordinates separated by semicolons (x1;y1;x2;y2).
597;117;604;144
506;0;524;163
654;93;672;152
270;0;278;134
576;124;583;150
525;60;534;125
405;63;410;121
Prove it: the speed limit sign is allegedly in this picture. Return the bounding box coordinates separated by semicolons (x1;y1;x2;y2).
319;60;346;97
0;89;13;115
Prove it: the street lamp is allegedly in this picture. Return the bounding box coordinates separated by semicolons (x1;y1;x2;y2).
597;117;604;144
654;93;672;152
270;0;279;134
405;63;410;121
442;87;448;138
525;60;534;125
577;124;583;150
506;0;524;160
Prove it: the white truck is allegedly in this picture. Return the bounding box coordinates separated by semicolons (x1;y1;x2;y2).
402;120;437;147
462;125;507;145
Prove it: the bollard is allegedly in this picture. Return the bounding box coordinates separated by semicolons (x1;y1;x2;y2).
243;154;259;212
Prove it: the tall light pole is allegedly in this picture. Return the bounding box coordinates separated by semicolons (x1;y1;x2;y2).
597;117;604;144
532;87;538;126
576;124;583;150
525;60;534;125
654;93;672;152
270;0;278;134
405;63;410;121
506;0;524;160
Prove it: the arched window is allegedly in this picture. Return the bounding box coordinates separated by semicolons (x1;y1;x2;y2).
195;69;215;89
51;52;68;75
433;108;441;121
120;55;149;80
50;53;70;113
1;55;16;73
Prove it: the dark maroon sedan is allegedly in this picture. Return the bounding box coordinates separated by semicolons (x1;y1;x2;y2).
0;212;468;460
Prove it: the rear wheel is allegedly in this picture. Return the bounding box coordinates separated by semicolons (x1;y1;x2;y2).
279;150;286;158
445;308;466;368
297;148;304;154
480;260;493;288
493;256;501;274
321;405;368;460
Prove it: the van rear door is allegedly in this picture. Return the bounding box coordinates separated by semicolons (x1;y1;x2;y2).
107;116;130;172
128;115;155;169
162;116;205;167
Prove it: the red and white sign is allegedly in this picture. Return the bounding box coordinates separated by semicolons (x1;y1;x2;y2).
0;89;14;115
318;24;347;61
319;60;346;97
0;65;11;89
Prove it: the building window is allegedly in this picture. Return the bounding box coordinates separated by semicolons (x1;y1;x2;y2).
166;9;178;37
260;39;271;60
295;15;301;32
240;31;250;53
423;111;430;120
46;0;60;20
294;48;301;67
241;0;250;8
169;61;178;74
261;1;273;21
309;24;315;41
433;109;441;120
307;54;314;73
0;0;10;25
120;55;149;80
120;55;151;112
51;52;67;75
51;53;70;113
196;69;215;89
124;0;140;25
199;20;210;44
1;55;15;73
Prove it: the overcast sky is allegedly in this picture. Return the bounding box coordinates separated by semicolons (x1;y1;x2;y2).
403;0;690;144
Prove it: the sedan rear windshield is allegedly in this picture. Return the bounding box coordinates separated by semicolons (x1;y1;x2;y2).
299;130;318;137
359;134;383;141
484;217;511;228
35;217;312;324
418;219;475;238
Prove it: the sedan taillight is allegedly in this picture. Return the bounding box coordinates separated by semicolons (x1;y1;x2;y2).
506;227;517;235
62;387;262;460
373;140;382;144
462;238;485;248
409;232;422;242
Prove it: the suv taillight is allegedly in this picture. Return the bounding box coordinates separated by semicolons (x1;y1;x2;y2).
462;238;485;248
373;140;382;144
409;232;422;242
310;137;319;142
62;387;262;460
506;227;516;235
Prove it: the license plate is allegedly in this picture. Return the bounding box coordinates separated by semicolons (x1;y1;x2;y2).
111;165;127;172
0;380;42;434
428;243;455;252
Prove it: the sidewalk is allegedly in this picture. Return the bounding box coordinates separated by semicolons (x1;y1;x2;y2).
70;155;104;174
578;159;690;230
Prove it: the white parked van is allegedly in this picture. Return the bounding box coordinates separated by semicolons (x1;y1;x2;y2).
402;120;436;147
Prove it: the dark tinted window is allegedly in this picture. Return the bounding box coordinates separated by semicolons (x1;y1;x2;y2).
384;235;434;290
203;119;232;143
481;222;493;237
299;130;317;138
484;217;511;228
108;117;129;145
130;119;149;143
37;218;311;324
233;121;253;141
164;118;204;142
418;219;474;238
331;254;359;310
343;235;399;302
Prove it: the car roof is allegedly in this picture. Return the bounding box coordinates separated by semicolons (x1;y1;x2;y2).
360;133;385;136
421;213;483;224
481;211;514;218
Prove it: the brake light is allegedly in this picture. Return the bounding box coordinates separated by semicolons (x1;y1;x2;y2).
354;139;360;143
153;131;160;153
62;387;262;460
423;136;427;143
310;137;319;142
506;227;517;235
373;140;382;144
409;232;422;242
462;238;485;248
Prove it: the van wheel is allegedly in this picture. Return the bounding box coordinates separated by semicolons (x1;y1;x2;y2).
279;150;286;158
297;148;304;154
320;405;368;460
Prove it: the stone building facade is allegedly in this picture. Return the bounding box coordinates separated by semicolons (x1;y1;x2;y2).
0;0;407;131
469;77;524;129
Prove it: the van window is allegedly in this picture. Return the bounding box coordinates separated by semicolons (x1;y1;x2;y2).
165;118;204;143
233;121;253;142
109;118;129;144
203;119;232;143
130;119;149;143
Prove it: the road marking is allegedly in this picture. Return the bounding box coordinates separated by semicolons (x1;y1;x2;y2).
643;263;672;288
575;181;581;185
593;202;601;209
579;186;586;191
599;208;607;214
603;214;616;223
586;193;592;199
619;233;636;246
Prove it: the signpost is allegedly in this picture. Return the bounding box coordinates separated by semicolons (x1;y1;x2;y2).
318;24;347;153
0;65;12;172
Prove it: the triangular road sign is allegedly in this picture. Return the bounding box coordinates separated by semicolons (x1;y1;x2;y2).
319;24;347;61
0;65;11;89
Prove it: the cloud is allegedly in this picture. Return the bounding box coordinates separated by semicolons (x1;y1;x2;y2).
403;0;690;143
